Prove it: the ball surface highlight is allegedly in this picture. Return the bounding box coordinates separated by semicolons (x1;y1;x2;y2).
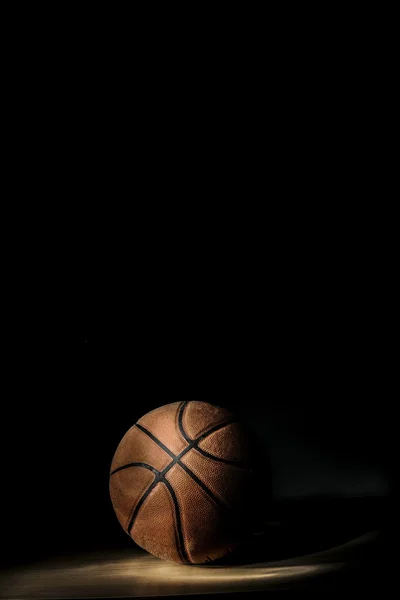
109;401;256;564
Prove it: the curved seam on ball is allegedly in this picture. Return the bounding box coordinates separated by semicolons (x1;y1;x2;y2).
192;446;250;470
178;401;192;442
135;423;176;458
126;477;160;534
110;462;159;476
182;402;236;441
161;479;190;564
133;423;235;509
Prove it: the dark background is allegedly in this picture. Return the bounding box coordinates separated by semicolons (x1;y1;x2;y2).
1;8;395;595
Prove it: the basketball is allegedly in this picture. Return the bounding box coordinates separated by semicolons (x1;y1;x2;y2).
109;401;257;564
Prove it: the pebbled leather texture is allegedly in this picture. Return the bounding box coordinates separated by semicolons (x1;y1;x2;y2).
109;401;256;564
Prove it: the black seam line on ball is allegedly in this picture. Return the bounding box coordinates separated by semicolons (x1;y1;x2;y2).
161;479;191;564
192;446;249;469
196;418;238;443
178;401;238;446
116;419;239;478
135;424;224;508
125;469;192;563
135;420;239;509
170;459;225;509
110;462;160;476
127;476;161;534
135;423;176;458
178;401;191;442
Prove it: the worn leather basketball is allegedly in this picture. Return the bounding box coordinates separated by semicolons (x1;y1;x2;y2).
109;401;256;564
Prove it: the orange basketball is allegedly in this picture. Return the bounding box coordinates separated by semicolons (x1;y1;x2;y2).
109;401;257;564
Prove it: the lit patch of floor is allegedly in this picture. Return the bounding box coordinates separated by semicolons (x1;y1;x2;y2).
0;531;378;599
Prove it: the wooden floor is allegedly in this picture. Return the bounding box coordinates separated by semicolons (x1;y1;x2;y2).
0;531;378;599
